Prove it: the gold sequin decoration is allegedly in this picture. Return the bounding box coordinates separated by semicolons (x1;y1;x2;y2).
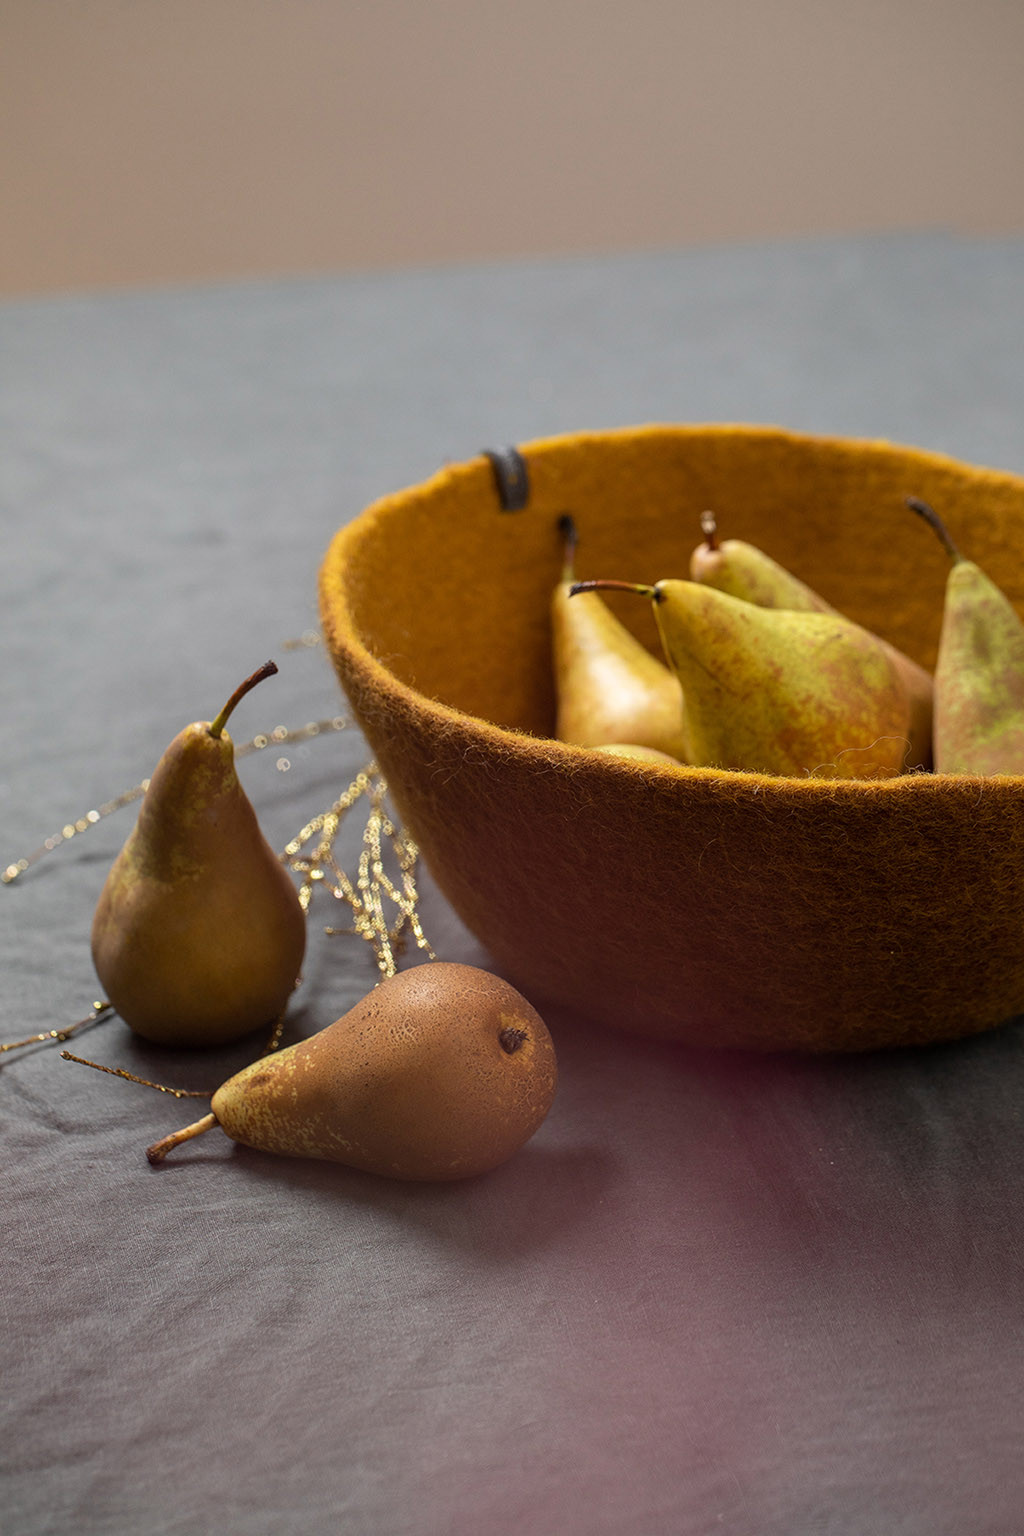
0;1002;113;1054
285;762;436;980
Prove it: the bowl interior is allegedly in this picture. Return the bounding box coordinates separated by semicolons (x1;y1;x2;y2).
331;424;1024;745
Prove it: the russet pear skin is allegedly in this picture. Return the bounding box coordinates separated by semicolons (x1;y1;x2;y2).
552;516;687;759
690;517;933;770
203;962;557;1181
648;579;916;778
91;712;306;1048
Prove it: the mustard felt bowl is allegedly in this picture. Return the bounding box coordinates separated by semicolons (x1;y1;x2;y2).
319;424;1024;1052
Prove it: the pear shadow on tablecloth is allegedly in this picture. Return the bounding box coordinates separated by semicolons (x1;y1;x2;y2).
129;992;1024;1283
181;1137;618;1266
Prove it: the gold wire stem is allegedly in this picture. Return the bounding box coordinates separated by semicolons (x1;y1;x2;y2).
0;1002;113;1055
262;1010;289;1055
60;1050;213;1099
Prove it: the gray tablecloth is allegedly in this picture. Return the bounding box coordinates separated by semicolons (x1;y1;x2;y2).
4;232;1024;1536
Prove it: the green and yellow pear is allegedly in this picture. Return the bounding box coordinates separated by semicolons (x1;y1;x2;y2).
690;509;835;612
571;578;917;778
909;497;1024;775
551;513;687;759
146;962;558;1181
690;509;934;769
590;742;683;767
91;662;306;1047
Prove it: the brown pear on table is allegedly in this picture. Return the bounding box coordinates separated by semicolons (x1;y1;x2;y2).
909;497;1024;774
91;662;306;1047
551;513;687;760
571;578;916;778
146;962;559;1181
690;510;934;770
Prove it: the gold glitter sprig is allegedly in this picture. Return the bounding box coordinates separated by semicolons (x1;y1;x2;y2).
284;762;436;980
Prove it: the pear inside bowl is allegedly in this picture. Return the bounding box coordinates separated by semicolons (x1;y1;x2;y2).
319;424;1024;1051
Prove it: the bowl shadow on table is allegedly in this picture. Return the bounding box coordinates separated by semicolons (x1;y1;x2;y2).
606;1001;1024;1301
504;993;1024;1289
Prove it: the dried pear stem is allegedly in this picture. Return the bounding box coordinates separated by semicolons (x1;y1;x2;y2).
569;578;657;599
907;497;961;562
146;1114;219;1164
209;660;278;739
700;509;720;550
558;513;579;583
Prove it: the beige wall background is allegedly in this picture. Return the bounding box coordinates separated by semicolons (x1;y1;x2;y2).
3;0;1024;297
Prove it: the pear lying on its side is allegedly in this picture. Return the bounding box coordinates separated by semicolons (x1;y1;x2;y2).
91;662;306;1048
147;962;559;1181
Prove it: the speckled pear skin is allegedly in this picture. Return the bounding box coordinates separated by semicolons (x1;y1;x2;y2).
318;424;1024;1051
934;559;1024;774
649;580;915;779
91;722;306;1047
211;962;558;1180
690;533;934;769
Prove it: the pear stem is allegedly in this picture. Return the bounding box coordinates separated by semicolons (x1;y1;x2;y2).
60;1048;213;1099
700;509;720;550
907;497;961;563
209;660;279;739
557;512;579;583
146;1113;219;1165
1;1002;112;1055
568;579;656;600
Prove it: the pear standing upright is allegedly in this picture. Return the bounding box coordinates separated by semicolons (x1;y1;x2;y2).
571;578;917;779
909;497;1024;774
689;509;838;611
91;662;306;1046
690;510;934;770
551;514;686;760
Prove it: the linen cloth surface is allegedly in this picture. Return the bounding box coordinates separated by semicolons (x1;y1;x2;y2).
3;233;1024;1536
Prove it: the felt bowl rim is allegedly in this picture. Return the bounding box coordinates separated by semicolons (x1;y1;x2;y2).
320;422;1024;801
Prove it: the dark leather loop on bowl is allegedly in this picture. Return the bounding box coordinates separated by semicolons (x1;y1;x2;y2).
482;446;530;511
